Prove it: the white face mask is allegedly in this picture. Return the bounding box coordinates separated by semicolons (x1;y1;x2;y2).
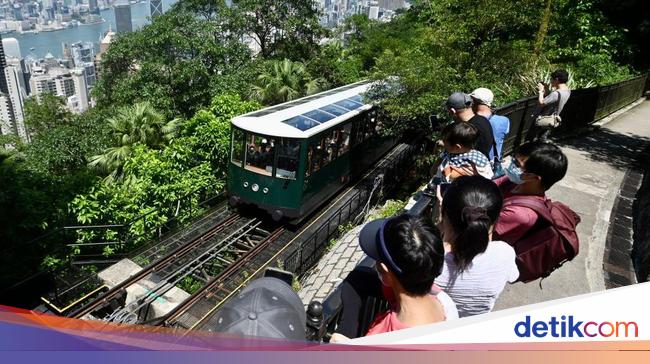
505;160;525;184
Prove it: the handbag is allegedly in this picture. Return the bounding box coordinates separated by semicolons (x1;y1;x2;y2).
535;91;562;128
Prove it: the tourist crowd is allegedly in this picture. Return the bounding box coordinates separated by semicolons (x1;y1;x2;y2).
331;69;581;341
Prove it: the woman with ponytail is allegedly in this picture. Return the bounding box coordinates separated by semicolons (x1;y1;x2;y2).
436;175;519;317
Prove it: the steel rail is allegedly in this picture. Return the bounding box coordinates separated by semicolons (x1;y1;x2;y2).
68;213;240;319
105;219;264;324
163;227;285;328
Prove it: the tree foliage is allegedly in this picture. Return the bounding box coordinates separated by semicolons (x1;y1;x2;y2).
89;102;180;182
67;94;260;261
93;9;253;119
350;0;636;136
230;0;327;60
250;59;325;105
23;93;73;136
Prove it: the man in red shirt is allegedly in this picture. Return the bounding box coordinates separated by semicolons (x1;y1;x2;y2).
331;215;455;342
494;142;568;243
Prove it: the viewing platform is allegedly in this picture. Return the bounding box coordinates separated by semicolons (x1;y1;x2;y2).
299;98;650;310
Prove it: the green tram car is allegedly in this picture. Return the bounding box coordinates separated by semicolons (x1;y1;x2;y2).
228;81;395;222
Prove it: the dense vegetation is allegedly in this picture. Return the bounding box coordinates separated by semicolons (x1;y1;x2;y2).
1;0;647;294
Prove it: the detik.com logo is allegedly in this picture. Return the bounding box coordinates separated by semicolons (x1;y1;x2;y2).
514;315;638;338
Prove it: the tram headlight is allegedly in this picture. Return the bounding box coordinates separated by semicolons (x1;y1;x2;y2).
263;187;269;194
243;181;249;188
252;184;260;192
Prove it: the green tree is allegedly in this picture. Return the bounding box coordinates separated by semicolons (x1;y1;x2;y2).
250;59;325;105
306;41;365;88
89;102;181;182
69;94;260;260
230;0;327;60
93;9;253;119
23;93;73;136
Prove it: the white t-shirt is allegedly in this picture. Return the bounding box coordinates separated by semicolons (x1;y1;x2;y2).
432;289;459;320
435;241;519;317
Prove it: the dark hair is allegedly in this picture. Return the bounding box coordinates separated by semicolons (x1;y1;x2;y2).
551;69;569;84
515;141;568;190
383;215;444;295
441;122;478;148
441;176;503;271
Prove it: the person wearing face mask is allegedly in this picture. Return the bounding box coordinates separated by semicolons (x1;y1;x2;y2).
493;142;568;243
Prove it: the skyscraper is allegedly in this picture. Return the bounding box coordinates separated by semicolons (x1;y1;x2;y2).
88;0;99;14
3;38;22;60
150;0;163;18
0;35;9;95
0;35;28;142
115;2;133;34
70;69;89;113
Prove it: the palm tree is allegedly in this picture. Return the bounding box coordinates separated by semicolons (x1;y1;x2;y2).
250;59;325;105
89;102;181;182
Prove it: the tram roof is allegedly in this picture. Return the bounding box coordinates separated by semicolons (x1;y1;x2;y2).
232;81;374;139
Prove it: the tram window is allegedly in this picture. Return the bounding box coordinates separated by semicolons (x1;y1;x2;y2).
338;124;352;156
365;111;377;139
334;99;362;111
348;94;364;104
231;128;245;166
283;115;320;131
245;134;274;176
277;139;300;180
375;112;385;134
306;147;313;177
310;144;323;174
304;109;336;123
320;104;348;117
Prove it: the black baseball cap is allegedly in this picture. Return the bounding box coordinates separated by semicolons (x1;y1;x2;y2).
445;92;472;110
207;277;306;341
358;217;404;276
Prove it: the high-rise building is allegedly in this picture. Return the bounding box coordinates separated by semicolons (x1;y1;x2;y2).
150;0;163;18
29;69;76;98
69;69;89;113
378;0;406;11
368;1;379;19
88;0;99;14
115;3;133;34
69;42;97;88
13;4;23;21
1;38;21;61
0;35;28;142
3;66;28;140
0;36;9;95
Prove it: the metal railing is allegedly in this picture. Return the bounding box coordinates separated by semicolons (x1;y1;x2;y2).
0;185;224;306
496;74;648;157
309;74;649;342
283;143;418;277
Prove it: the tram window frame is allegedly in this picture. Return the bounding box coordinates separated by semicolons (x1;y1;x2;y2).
276;138;300;180
338;123;352;157
244;133;275;177
231;127;245;167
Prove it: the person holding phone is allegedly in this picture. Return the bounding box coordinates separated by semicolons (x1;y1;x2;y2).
533;69;571;140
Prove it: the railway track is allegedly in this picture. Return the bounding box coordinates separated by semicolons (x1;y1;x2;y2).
159;227;286;329
166;143;415;332
68;212;246;320
63;142;415;331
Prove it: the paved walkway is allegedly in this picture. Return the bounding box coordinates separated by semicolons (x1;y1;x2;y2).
299;99;650;309
495;99;650;309
298;226;365;305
